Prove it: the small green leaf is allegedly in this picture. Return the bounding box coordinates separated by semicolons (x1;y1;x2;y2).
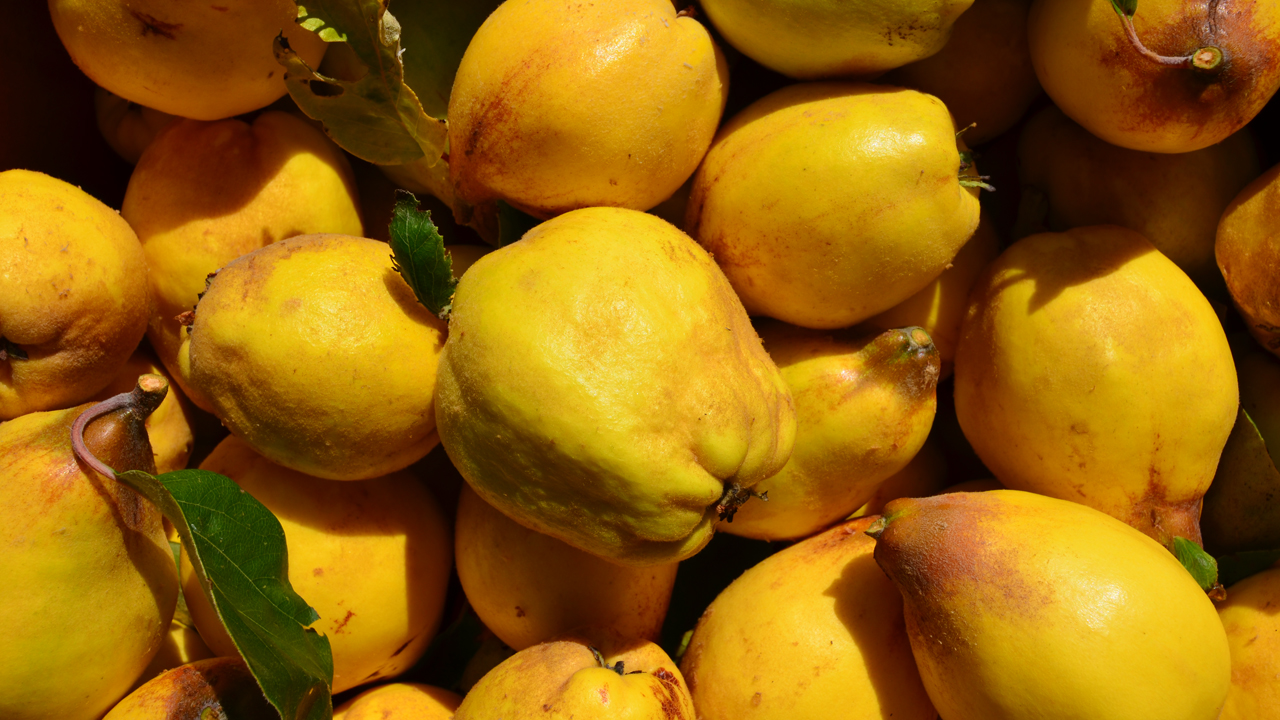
497;200;542;248
1218;549;1280;588
278;0;446;166
389;190;457;319
116;469;334;720
1172;536;1220;592
1110;0;1138;17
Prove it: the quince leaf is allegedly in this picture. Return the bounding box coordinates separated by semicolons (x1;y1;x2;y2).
1110;0;1138;18
116;468;334;720
1201;407;1280;554
1172;536;1220;594
390;190;457;319
277;0;446;166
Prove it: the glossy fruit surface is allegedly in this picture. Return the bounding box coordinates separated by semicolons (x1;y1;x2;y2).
954;225;1237;545
687;82;981;329
436;207;795;565
871;490;1231;720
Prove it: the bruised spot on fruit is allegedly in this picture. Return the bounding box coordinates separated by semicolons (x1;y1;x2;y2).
651;668;690;719
1101;2;1280;141
1124;469;1204;547
130;10;182;40
390;638;415;658
332;609;356;634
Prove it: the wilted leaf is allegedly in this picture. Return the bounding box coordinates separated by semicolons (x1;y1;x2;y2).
277;0;446;166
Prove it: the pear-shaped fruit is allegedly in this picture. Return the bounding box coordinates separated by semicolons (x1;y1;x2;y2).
447;0;728;219
334;683;461;720
686;82;982;329
1217;565;1280;719
102;657;274;720
185;233;447;480
1027;0;1280;153
1019;106;1259;288
454;630;694;719
869;490;1231;720
49;0;327;120
181;434;452;694
0;379;178;720
721;324;939;540
1217;161;1280;356
954;225;1237;546
456;485;677;651
682;515;936;719
436;207;795;565
124;111;364;411
1;169;150;419
699;0;973;79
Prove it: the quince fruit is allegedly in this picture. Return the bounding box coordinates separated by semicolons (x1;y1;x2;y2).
436;207;795;565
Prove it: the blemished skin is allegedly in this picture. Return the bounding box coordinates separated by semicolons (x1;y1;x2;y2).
1217;566;1280;720
697;0;973;79
456;485;678;651
1217;161;1280;357
721;324;940;541
102;658;275;720
447;0;728;219
870;490;1231;720
682;516;938;720
48;0;327;121
453;631;695;720
182;435;453;694
185;234;446;481
125;112;364;413
686;83;982;330
954;225;1237;547
436;207;795;566
1028;0;1280;153
0;392;178;720
1;169;150;420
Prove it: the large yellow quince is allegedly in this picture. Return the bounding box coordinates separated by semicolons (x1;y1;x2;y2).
447;0;728;218
686;83;981;330
436;207;795;565
870;490;1231;720
954;225;1237;546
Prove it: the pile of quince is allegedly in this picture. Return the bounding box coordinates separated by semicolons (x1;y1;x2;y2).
3;0;1280;718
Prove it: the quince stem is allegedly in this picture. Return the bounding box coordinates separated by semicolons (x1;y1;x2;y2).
1117;14;1223;71
70;375;169;480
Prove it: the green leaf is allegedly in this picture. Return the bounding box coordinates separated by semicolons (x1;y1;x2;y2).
277;1;446;166
389;190;457;318
1110;0;1138;17
393;0;504;120
1200;407;1280;554
116;469;334;720
497;200;542;248
1172;536;1220;592
1218;549;1280;588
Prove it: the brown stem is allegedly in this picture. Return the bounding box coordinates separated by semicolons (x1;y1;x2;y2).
71;375;168;480
1119;14;1223;71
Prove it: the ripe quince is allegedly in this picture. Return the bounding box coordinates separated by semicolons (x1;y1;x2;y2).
436;207;795;565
